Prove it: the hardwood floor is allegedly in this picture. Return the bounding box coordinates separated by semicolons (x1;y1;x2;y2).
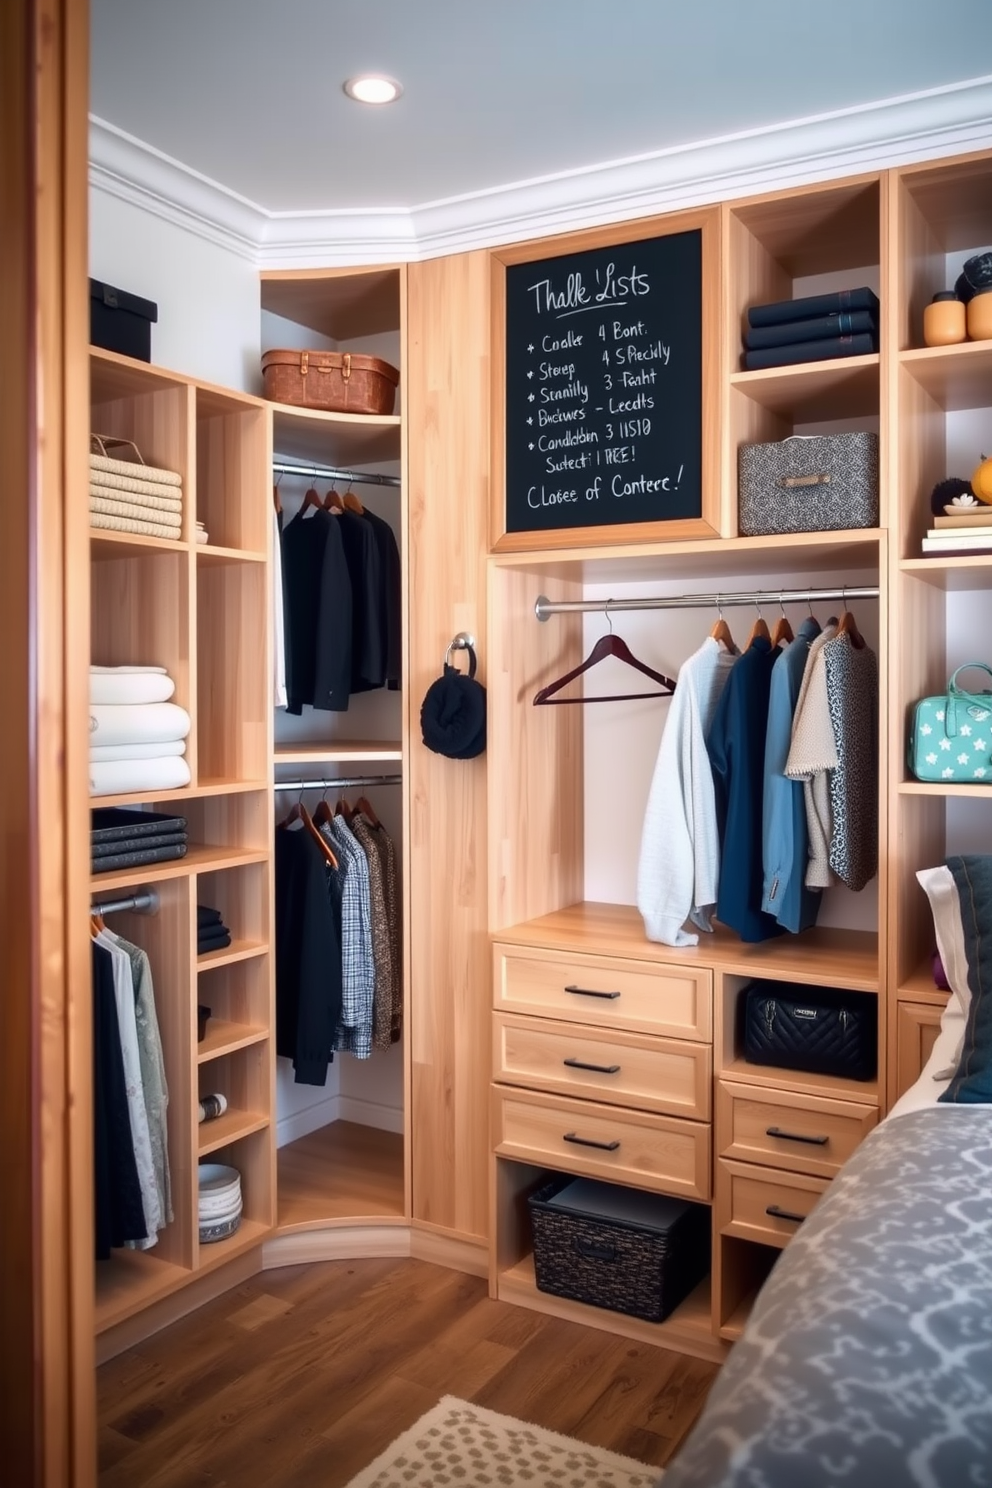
97;1257;721;1486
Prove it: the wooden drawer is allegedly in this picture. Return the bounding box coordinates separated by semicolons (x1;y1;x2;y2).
716;1158;828;1250
716;1080;876;1179
493;1085;711;1201
494;943;712;1041
495;1012;711;1120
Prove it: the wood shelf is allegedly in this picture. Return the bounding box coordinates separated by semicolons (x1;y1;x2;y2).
901;555;992;590
197;1107;269;1156
197;939;268;971
89;781;267;810
90;529;187;558
899;341;992;411
899;956;952;1005
261;268;401;342
277;1122;404;1233
495;904;879;991
274;741;403;766
196;1018;268;1062
271;402;401;469
95;1248;192;1335
195;544;266;565
194;1216;272;1272
729;354;879;420
90;844;268;894
898;781;992;798
497;1254;725;1363
718;1057;880;1107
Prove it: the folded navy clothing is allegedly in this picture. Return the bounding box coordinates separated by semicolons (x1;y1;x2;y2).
197;904;224;928
747;286;879;329
743;308;877;351
198;930;232;955
92;843;188;874
742;331;876;371
92;830;187;859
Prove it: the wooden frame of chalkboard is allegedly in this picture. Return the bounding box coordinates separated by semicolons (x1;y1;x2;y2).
491;208;720;552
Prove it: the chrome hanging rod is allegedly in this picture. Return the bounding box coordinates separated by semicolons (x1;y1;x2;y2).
274;773;402;792
90;889;160;917
534;586;879;622
273;460;400;489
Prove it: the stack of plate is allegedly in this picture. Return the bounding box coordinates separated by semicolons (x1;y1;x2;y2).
198;1162;242;1243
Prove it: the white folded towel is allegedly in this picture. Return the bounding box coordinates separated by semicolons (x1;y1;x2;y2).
89;702;191;748
89;757;192;796
89;756;192;797
90;740;186;761
91;665;167;674
90;671;176;706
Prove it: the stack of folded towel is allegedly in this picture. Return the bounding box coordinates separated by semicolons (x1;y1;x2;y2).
89;666;192;796
90;439;184;541
91;807;189;874
198;904;232;955
196;520;209;545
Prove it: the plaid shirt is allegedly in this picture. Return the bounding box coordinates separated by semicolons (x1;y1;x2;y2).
323;815;374;1058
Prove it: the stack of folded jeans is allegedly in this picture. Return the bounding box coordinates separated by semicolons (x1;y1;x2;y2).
198;905;232;956
91;807;189;874
741;287;879;370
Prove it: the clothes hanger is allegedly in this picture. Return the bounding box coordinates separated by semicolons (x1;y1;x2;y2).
747;598;771;647
709;596;736;652
836;588;866;649
342;480;364;514
533;600;677;706
279;789;338;868
300;482;325;515
322;479;345;513
355;794;382;828
312;783;334;829
335;794;355;822
770;594;794;649
273;473;283;516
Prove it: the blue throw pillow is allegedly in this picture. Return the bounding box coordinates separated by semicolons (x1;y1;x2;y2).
940;855;992;1103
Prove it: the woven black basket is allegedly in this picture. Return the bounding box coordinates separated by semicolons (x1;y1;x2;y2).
528;1177;710;1324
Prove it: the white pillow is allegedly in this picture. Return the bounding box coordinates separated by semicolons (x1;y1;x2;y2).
916;864;972;1076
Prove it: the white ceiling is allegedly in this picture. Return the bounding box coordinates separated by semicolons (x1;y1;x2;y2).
90;0;992;216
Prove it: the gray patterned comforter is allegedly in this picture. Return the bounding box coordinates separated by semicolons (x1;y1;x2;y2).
663;1107;992;1488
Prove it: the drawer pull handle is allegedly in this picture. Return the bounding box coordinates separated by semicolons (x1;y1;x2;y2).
575;1236;617;1263
564;984;621;1000
766;1204;806;1224
563;1057;621;1075
563;1132;621;1152
766;1125;829;1147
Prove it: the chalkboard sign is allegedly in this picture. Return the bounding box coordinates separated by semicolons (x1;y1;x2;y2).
504;228;702;534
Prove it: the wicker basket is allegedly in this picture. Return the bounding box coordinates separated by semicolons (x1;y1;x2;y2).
528;1176;710;1323
261;348;399;415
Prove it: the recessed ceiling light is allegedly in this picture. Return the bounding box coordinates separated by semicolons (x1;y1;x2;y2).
343;75;402;105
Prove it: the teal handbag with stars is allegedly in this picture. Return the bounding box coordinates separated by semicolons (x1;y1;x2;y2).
909;663;992;783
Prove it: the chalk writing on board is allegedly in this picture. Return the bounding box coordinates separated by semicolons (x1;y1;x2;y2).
505;230;701;533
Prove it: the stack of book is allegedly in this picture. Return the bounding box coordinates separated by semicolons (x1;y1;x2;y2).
742;287;879;371
91;807;189;874
922;507;992;556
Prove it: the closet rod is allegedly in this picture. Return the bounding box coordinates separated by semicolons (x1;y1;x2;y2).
90;889;160;917
274;773;403;791
534;586;880;621
273;460;401;489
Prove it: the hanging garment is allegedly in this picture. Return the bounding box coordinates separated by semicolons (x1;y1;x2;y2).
785;623;839;890
367;815;402;1041
281;507;354;714
762;617;824;933
336;510;385;693
361;509;402;690
637;636;737;947
272;506;288;709
823;631;879;891
324;813;375;1059
274;822;343;1085
351;811;394;1051
707;635;785;944
111;932;173;1239
92;940;146;1258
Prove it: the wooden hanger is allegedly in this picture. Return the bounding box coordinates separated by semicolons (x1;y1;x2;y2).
273;481;282;516
278;796;338;868
710;601;736;652
90;911;105;937
300;483;324;514
323;484;345;513
747;601;771;647
355;795;381;829
335;796;355;823
837;602;866;649
342;485;364;514
770;598;794;649
312;790;334;829
533;606;676;706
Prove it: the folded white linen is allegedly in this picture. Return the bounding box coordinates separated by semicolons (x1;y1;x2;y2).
89;756;191;796
89;495;183;530
89;482;183;515
89;452;182;486
88;467;184;500
89;701;191;748
91;665;167;674
90;512;183;541
90;740;186;761
90;671;176;705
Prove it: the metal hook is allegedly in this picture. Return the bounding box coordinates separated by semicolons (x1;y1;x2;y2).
715;594;724;620
778;591;787;620
444;631;477;670
604;598;614;635
275;470;284;488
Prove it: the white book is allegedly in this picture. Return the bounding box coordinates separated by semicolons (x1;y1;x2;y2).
922;535;992;553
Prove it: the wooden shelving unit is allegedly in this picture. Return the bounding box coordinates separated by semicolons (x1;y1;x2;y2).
89;347;276;1336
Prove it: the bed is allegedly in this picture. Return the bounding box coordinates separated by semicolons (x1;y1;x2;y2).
662;856;992;1488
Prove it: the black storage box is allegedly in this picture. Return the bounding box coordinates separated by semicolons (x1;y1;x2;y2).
528;1175;710;1324
89;277;158;362
741;979;878;1081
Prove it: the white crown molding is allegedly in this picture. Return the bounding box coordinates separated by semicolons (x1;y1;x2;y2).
91;76;992;270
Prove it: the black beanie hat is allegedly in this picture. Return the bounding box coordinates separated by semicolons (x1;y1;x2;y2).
420;664;487;759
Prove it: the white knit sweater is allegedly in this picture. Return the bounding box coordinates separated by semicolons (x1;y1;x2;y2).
637;636;737;946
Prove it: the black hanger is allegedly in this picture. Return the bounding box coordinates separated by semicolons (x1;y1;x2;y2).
533;602;676;706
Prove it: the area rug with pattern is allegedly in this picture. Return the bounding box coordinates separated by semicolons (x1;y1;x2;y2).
343;1393;660;1487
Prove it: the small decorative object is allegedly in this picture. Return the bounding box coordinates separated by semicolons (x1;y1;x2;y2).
930;476;973;515
261;349;399;415
966;290;992;342
908;663;992;783
197;1092;227;1124
923;291;966;347
420;635;486;760
954;250;992;304
971;454;992;504
197;1162;242;1243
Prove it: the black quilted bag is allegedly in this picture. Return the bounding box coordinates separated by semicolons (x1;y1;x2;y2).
742;980;877;1081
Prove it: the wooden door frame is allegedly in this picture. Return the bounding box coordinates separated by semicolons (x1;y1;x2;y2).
0;0;93;1482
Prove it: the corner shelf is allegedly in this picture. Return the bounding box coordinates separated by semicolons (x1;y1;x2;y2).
196;1017;269;1062
197;1107;269;1157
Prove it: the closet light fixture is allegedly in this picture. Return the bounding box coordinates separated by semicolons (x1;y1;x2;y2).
343;75;402;104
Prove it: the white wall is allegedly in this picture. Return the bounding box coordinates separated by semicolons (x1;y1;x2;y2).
90;189;261;390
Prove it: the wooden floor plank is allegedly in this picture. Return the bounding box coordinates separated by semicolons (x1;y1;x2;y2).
97;1257;721;1487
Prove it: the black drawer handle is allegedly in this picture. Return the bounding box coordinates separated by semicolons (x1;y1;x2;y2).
563;1057;621;1075
766;1125;829;1147
563;1132;621;1152
766;1204;806;1224
575;1236;617;1263
564;984;621;1000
